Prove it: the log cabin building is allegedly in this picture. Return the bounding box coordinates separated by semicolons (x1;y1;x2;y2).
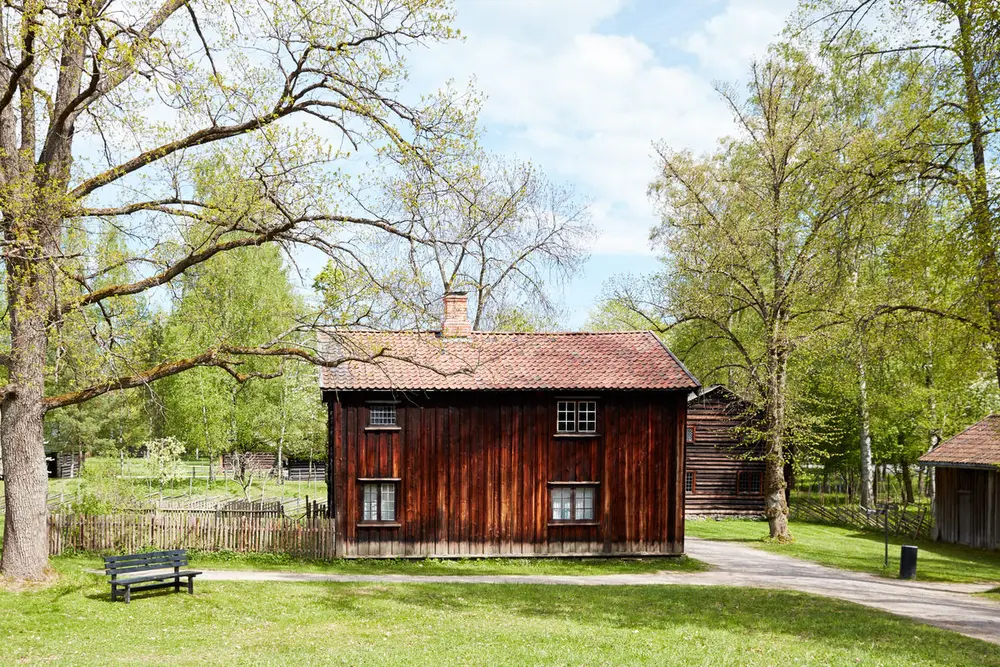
319;292;700;558
685;385;765;517
919;416;1000;550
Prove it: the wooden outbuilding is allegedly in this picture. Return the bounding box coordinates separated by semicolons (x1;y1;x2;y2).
685;385;765;517
46;450;84;479
919;416;1000;550
319;292;700;558
286;458;326;482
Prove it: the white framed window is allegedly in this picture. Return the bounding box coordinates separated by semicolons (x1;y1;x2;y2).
685;425;695;443
685;471;696;493
577;401;597;433
556;400;598;434
369;404;397;427
361;482;397;522
550;485;597;522
556;401;576;433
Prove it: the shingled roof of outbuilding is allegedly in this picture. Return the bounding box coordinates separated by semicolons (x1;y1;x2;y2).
919;415;1000;468
318;330;699;392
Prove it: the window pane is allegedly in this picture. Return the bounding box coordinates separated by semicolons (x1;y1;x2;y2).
738;472;762;495
575;487;595;520
363;484;379;521
578;402;597;432
685;426;694;443
556;401;575;433
551;488;572;520
370;405;397;426
685;471;695;493
380;483;396;521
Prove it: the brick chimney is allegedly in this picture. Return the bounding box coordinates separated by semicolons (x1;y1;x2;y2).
442;291;472;338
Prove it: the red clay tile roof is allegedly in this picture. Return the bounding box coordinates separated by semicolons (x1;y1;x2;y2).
919;416;1000;468
318;330;699;392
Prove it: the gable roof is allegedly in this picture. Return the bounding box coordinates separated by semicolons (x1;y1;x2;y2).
688;384;744;403
318;330;699;392
919;415;1000;469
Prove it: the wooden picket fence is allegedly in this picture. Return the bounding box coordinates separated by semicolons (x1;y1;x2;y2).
47;512;337;559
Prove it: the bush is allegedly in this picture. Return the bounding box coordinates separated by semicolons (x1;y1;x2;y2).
62;456;153;515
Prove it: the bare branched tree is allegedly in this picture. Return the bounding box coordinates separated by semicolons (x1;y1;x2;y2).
354;152;594;330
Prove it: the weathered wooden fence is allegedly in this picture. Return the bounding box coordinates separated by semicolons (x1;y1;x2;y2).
47;512;336;559
791;497;932;540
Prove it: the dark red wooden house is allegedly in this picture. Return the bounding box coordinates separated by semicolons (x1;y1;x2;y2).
919;416;1000;550
685;385;765;517
319;293;700;558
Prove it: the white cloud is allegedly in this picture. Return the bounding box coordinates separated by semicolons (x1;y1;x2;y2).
683;0;797;77
409;0;795;261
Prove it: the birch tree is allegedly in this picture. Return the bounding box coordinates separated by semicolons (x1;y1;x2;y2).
817;1;1000;388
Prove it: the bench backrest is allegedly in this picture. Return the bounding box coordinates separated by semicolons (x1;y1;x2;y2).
104;549;188;578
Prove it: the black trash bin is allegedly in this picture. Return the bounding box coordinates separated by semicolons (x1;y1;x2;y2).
899;545;918;579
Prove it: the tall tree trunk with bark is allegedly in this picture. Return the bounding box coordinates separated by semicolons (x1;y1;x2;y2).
1;223;55;580
763;339;791;541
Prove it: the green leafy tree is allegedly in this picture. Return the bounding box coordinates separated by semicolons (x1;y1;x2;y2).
816;1;1000;388
157;245;318;474
0;0;473;580
611;49;886;540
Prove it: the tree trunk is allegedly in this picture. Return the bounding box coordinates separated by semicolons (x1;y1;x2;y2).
858;355;874;508
1;264;53;580
900;457;914;504
763;342;792;541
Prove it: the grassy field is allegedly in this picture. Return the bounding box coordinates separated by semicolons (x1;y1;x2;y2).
57;551;707;577
0;455;329;513
687;519;1000;583
1;560;997;666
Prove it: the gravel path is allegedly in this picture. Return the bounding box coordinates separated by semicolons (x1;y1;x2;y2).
196;537;1000;645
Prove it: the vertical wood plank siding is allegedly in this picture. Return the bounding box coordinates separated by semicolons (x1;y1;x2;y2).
685;392;766;516
934;467;1000;550
327;390;686;557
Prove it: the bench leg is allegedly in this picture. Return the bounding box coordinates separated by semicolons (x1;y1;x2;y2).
187;577;194;595
174;578;181;593
110;585;117;602
124;585;131;604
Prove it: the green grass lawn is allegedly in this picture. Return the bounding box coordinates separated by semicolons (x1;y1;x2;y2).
687;519;1000;583
1;561;996;666
56;551;707;577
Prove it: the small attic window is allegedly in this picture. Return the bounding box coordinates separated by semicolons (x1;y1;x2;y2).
556;400;597;434
369;404;397;427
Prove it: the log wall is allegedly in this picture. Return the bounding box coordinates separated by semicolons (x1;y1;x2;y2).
685;390;765;516
934;467;999;550
325;390;686;557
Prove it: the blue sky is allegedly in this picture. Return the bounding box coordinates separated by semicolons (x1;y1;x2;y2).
405;0;798;327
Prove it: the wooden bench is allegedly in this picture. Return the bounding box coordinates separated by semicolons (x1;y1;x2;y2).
104;549;202;603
